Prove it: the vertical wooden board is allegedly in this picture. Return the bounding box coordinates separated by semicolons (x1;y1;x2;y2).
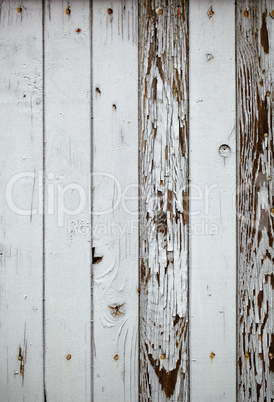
139;1;189;400
44;1;91;400
189;1;236;400
237;1;274;400
0;1;43;400
92;1;139;401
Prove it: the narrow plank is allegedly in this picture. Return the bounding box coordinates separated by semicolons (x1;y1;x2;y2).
189;1;236;400
139;1;189;400
0;1;43;400
44;2;91;400
92;1;139;400
237;1;274;400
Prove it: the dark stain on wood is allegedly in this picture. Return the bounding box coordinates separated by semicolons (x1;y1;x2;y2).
146;343;182;399
260;11;269;54
92;247;103;264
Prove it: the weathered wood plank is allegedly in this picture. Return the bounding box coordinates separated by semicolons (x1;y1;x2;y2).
0;1;43;400
237;1;274;400
189;1;236;400
139;1;189;400
92;1;139;401
44;1;92;400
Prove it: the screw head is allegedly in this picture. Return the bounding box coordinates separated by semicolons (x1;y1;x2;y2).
219;144;231;158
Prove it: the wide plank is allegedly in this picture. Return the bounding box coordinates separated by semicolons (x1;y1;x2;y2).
139;1;189;400
237;1;274;400
44;1;92;400
0;1;43;400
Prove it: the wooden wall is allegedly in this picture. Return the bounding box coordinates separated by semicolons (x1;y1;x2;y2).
0;0;273;401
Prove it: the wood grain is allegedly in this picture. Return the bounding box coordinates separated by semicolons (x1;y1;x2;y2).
237;1;274;400
44;1;92;400
92;1;139;401
189;1;236;400
0;1;43;400
139;1;189;400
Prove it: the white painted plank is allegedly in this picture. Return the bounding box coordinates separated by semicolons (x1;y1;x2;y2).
44;1;91;400
0;1;43;400
92;1;139;401
189;1;236;401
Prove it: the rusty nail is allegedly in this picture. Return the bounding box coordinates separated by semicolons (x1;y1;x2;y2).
267;176;271;181
243;9;249;18
76;28;81;33
209;352;215;359
95;87;101;94
271;10;274;18
208;6;214;18
112;104;117;109
107;8;113;15
270;207;274;217
114;354;119;361
17;7;22;13
156;8;163;15
245;351;249;359
160;354;165;360
66;354;71;360
65;5;71;15
264;133;268;138
266;91;270;97
269;353;273;359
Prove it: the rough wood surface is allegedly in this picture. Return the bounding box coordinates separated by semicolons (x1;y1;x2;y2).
189;1;236;400
0;1;44;400
44;1;92;400
237;1;274;400
139;1;189;400
92;1;139;401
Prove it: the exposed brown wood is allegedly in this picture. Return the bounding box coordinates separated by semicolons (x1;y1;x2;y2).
237;1;274;400
139;1;189;400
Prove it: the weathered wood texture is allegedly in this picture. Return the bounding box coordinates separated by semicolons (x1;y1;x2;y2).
0;2;44;400
44;1;92;400
139;1;189;400
189;1;236;400
237;1;274;400
92;1;139;401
